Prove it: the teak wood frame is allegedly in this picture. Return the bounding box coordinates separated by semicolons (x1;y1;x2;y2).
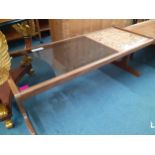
7;27;155;134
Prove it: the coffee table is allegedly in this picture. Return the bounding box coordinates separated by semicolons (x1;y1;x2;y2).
8;27;154;134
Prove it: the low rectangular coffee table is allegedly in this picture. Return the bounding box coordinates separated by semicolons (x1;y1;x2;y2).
8;27;154;134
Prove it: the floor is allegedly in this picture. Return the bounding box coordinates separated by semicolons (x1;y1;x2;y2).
1;34;155;135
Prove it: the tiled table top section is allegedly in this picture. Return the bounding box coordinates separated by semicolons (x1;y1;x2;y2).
85;27;153;53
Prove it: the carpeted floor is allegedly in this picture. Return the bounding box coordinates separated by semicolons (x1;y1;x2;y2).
1;35;155;135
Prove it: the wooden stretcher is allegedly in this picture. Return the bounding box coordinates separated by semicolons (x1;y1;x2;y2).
3;20;155;134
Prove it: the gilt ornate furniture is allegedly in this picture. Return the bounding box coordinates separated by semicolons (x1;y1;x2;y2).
0;19;35;128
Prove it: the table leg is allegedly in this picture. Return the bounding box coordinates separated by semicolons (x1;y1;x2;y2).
35;19;43;43
16;100;36;135
22;37;35;75
112;56;140;77
7;72;37;135
130;53;134;61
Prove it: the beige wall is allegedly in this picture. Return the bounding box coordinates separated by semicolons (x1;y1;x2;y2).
49;19;133;41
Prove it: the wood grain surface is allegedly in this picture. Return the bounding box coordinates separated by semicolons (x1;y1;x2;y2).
126;19;155;40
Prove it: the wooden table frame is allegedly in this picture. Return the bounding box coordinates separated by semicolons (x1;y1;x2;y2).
6;26;155;134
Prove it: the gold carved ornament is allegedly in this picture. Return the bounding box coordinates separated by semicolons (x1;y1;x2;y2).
12;20;36;37
0;31;11;86
0;31;13;128
12;20;35;68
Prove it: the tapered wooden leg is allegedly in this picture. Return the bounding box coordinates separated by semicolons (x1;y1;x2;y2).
7;73;36;135
16;101;36;135
35;19;43;43
113;56;140;77
24;37;32;49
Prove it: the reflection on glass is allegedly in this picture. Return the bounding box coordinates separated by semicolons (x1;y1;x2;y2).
32;37;117;76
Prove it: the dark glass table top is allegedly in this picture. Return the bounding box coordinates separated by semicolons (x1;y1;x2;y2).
13;36;118;87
